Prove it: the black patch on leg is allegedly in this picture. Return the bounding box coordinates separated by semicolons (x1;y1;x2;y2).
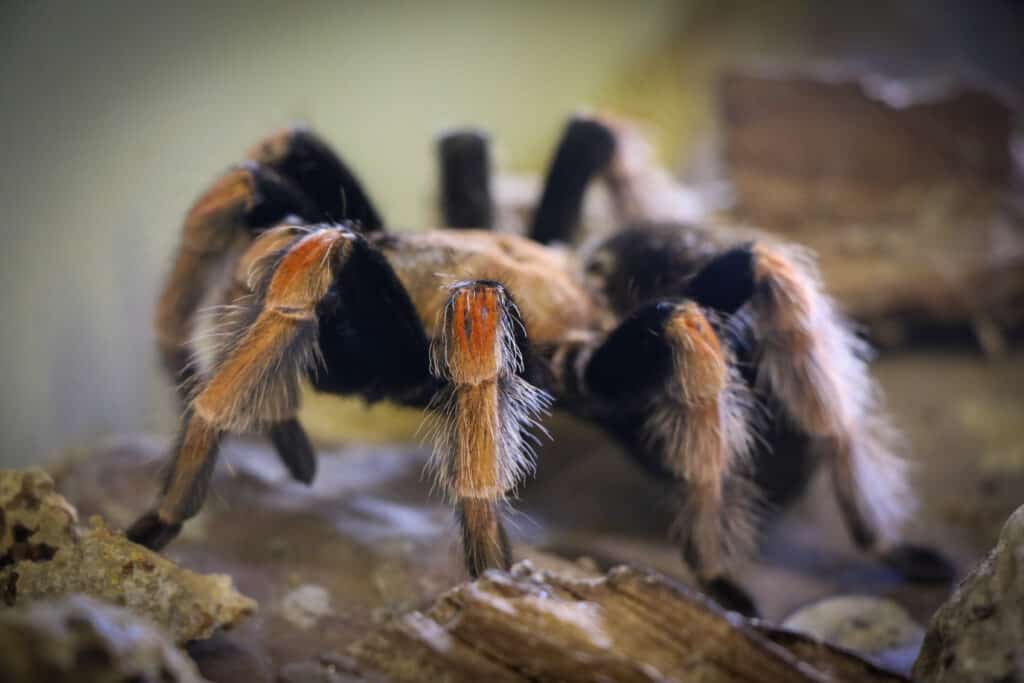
582;301;675;403
750;409;818;510
270;129;384;230
268;418;317;485
125;511;183;551
703;577;760;618
583;225;720;316
530;118;615;245
684;245;756;316
438;129;493;229
313;236;436;403
721;309;821;512
242;162;320;228
882;544;956;584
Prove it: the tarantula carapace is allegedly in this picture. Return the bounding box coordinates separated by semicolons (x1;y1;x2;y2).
128;115;951;615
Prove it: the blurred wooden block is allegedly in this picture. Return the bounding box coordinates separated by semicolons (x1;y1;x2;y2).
720;69;1013;226
718;69;1024;336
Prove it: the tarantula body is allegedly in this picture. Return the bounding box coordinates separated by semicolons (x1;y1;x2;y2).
131;118;950;615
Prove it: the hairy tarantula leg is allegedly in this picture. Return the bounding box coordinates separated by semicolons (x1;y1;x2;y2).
126;407;222;549
695;243;953;583
218;224;322;485
529;116;616;245
130;229;353;549
562;301;758;614
155;164;320;401
656;303;759;614
248;127;384;230
437;128;494;229
427;281;551;577
744;243;908;548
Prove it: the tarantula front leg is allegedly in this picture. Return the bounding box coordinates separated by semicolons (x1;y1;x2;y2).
130;228;356;549
158;128;387;485
555;300;759;614
428;281;551;576
155;163;318;395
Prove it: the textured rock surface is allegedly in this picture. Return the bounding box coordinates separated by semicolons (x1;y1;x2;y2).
348;562;906;683
913;504;1024;682
0;594;209;683
0;468;255;643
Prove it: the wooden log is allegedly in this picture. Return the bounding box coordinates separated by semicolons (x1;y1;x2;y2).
350;562;907;683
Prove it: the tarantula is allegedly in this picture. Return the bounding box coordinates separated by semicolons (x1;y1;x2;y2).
127;115;951;615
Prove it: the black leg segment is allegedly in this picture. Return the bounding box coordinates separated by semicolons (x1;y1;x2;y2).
268;417;317;485
530;117;616;245
250;127;385;230
438;128;494;229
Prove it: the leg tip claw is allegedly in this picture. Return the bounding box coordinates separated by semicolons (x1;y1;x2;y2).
125;511;182;551
883;543;956;584
703;577;760;618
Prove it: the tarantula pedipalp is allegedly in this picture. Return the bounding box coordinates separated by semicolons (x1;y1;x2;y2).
128;115;951;615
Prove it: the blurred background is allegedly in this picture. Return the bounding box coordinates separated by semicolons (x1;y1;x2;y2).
1;0;1022;467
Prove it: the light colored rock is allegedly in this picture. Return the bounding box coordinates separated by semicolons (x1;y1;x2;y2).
783;595;924;673
280;584;333;630
0;594;209;683
913;504;1024;682
0;468;256;643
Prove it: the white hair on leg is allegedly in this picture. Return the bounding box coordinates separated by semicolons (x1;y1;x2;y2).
751;243;912;543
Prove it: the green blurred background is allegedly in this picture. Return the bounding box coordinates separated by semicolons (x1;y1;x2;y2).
1;0;1020;465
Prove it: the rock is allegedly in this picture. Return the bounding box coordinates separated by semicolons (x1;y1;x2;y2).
348;562;905;683
0;594;209;683
913;504;1024;682
0;468;255;644
782;596;924;674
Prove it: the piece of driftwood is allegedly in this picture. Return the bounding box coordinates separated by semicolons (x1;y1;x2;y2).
717;68;1024;343
348;562;906;683
0;468;255;644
